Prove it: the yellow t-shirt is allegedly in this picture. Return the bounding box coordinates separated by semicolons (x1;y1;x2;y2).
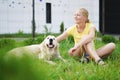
66;23;95;45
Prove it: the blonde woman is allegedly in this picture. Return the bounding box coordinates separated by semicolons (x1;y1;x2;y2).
56;8;116;65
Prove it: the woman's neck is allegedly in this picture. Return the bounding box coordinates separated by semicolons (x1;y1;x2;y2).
76;23;86;33
76;23;85;29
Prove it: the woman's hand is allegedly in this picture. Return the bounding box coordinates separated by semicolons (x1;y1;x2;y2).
69;46;78;56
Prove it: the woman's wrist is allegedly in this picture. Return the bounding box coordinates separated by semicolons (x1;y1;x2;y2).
74;45;79;49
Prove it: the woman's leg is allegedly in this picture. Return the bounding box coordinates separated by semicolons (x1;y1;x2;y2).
96;42;116;58
68;47;84;57
84;42;102;63
84;42;116;65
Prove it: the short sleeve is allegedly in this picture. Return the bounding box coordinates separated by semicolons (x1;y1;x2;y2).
66;27;73;35
66;25;76;36
89;23;96;30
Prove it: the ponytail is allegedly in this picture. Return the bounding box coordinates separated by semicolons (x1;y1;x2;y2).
86;19;90;23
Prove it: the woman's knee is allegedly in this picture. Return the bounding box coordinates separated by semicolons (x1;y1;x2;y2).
108;42;116;50
68;49;82;56
68;50;77;56
68;50;73;56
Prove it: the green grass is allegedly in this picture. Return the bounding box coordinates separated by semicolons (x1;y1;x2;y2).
0;38;120;80
0;33;60;38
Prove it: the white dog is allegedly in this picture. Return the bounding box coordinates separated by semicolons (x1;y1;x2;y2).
6;35;65;64
38;35;66;64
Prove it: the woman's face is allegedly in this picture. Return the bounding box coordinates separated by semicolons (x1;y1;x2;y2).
74;10;86;24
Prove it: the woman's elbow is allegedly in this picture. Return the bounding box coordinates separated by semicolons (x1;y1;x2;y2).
88;35;94;41
91;36;94;40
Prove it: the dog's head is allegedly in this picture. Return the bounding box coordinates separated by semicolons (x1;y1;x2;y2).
44;35;58;49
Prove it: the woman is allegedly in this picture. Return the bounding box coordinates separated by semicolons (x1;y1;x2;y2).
56;8;116;65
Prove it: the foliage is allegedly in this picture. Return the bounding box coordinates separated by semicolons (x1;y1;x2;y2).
0;35;120;80
67;35;74;43
60;22;64;33
23;38;36;45
23;35;47;45
35;36;45;44
102;35;117;43
96;31;103;37
0;33;60;38
16;30;24;35
0;55;50;80
0;38;15;48
43;25;52;34
0;33;33;38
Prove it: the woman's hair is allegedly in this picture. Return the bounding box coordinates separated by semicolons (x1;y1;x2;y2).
79;8;90;23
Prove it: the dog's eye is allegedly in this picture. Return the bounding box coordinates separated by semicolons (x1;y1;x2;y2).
53;38;55;40
47;37;49;39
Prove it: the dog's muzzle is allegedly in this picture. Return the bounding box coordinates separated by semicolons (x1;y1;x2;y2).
47;39;55;48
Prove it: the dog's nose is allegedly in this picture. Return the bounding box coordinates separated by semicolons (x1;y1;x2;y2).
49;39;53;44
50;38;53;42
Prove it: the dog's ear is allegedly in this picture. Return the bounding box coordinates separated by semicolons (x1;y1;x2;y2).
54;42;59;51
41;39;46;48
42;40;45;48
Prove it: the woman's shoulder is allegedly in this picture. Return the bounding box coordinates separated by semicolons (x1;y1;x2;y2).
86;22;94;26
86;22;95;28
67;24;76;30
66;24;76;34
85;22;96;31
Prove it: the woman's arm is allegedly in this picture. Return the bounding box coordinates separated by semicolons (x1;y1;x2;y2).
56;31;68;43
75;26;96;49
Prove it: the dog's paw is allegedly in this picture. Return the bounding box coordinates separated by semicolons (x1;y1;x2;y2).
46;60;56;65
63;59;67;63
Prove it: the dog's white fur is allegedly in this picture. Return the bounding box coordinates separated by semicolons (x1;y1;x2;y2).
6;35;65;64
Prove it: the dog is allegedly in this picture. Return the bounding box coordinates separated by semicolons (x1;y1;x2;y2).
38;35;66;64
5;35;65;64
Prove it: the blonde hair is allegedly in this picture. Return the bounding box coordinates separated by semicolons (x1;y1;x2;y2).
79;8;90;23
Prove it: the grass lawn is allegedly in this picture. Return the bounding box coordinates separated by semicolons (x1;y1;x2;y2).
0;36;120;80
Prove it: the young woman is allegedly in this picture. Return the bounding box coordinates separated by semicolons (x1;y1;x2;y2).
56;8;116;65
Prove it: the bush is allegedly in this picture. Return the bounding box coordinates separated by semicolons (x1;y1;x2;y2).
60;22;64;33
96;31;102;37
23;35;47;45
23;38;36;45
43;25;52;34
35;36;45;44
0;38;15;48
102;35;116;43
16;30;24;35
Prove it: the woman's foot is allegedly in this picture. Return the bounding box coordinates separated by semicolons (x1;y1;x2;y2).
97;59;105;65
80;53;90;63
